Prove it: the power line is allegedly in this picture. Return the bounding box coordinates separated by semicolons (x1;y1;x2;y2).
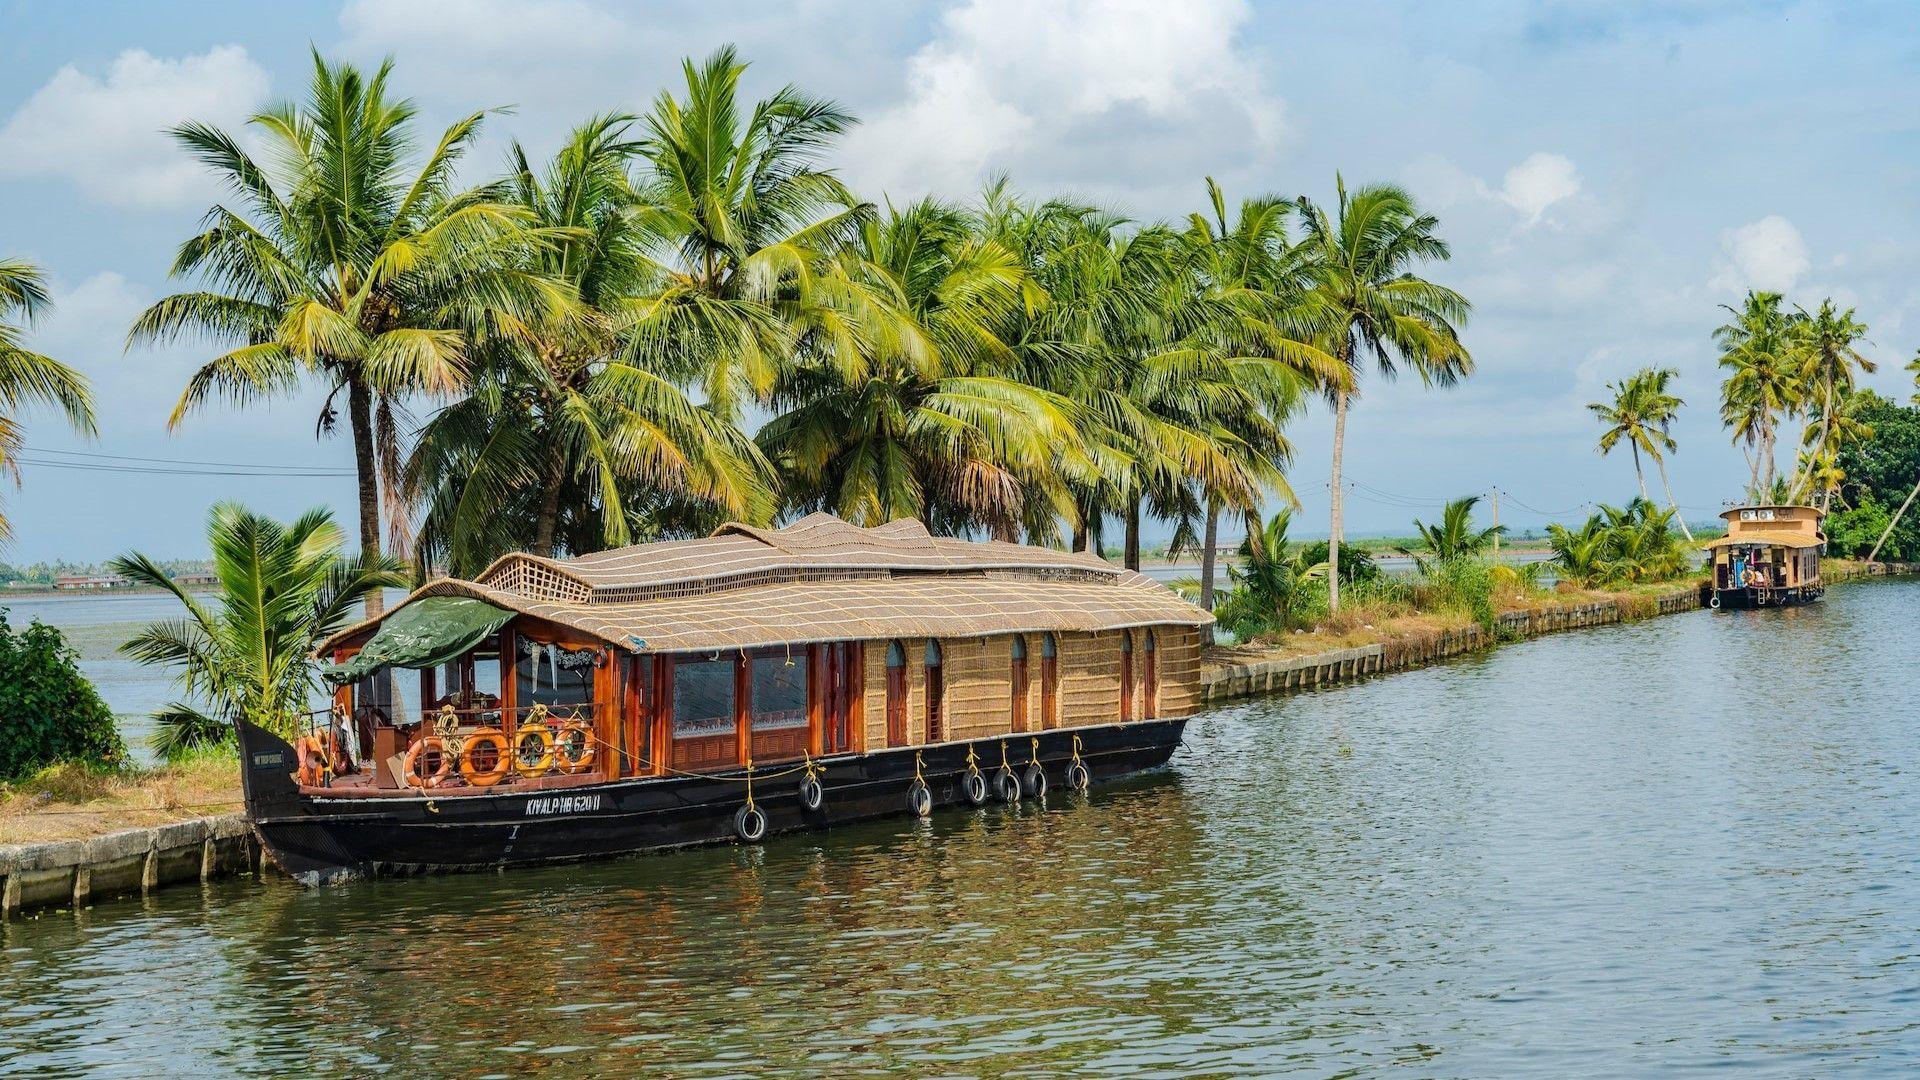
24;445;352;474
16;449;355;474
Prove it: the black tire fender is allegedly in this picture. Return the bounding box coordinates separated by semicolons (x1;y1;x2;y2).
1022;763;1047;798
798;774;825;812
994;767;1021;804
733;803;768;843
962;770;989;806
1066;761;1091;793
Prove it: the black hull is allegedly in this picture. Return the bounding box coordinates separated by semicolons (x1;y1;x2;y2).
1709;585;1823;610
236;719;1187;885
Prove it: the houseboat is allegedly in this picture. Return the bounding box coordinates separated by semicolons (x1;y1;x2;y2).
1704;504;1825;609
236;513;1213;884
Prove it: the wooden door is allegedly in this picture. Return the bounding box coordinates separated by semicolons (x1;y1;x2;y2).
1118;632;1133;722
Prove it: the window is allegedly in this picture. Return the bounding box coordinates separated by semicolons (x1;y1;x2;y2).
672;656;736;738
1040;633;1059;729
924;640;945;743
1118;631;1134;722
516;638;598;712
750;654;808;731
1010;635;1030;732
1142;629;1158;719
885;641;908;747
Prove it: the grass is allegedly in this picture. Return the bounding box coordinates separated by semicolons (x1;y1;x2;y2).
0;747;242;846
1209;571;1708;664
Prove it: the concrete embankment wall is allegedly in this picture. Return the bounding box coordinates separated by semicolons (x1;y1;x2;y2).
1;814;262;921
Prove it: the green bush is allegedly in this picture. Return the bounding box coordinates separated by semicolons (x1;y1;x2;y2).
1826;496;1893;558
0;611;126;781
1417;556;1497;629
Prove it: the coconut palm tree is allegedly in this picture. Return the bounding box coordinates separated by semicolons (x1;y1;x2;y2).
1788;300;1875;508
112;503;406;758
627;45;878;422
129;52;564;611
1714;290;1801;501
1589;367;1693;541
1179;178;1337;611
758;198;1079;534
1400;494;1503;575
0;258;96;543
409;115;775;575
1295;178;1470;611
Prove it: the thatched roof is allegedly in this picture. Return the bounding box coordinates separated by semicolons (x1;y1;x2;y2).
322;513;1210;657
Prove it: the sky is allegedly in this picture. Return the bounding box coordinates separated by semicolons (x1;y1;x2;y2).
3;0;1918;562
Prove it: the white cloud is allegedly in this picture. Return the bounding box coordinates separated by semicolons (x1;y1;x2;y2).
0;46;268;208
842;0;1285;200
1497;152;1582;226
1712;214;1810;294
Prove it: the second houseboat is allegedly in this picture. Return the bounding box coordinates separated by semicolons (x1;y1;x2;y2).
237;513;1213;883
1704;504;1826;609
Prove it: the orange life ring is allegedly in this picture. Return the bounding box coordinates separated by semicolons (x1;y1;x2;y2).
554;721;596;774
403;736;454;789
295;734;330;787
513;727;555;777
458;728;512;787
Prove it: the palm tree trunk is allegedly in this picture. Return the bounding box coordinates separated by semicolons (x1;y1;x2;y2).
1760;415;1776;496
347;377;384;617
1200;496;1219;645
1629;441;1650;505
1868;470;1920;562
1200;496;1220;610
1328;385;1349;613
1124;497;1142;571
1654;455;1694;543
531;447;566;558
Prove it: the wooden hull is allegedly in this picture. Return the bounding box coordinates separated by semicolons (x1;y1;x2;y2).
236;718;1187;885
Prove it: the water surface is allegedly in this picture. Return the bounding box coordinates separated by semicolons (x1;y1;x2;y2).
3;581;1916;1075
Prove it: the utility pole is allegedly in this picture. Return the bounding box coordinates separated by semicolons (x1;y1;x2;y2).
1490;486;1500;561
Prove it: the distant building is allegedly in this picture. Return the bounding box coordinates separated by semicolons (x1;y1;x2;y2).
54;573;131;591
173;572;218;587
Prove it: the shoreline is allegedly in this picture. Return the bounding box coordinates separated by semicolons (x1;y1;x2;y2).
4;560;1912;921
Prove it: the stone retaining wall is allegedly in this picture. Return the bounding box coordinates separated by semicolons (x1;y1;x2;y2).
1;814;261;920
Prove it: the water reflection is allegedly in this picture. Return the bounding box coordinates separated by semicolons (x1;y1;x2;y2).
4;582;1919;1074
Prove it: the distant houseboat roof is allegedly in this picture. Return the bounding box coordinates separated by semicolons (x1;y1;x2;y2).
1702;530;1824;550
322;513;1211;657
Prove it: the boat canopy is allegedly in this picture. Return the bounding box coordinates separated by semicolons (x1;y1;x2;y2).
322;596;516;685
1701;530;1823;550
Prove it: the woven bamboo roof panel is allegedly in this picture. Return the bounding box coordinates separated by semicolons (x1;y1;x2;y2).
321;513;1210;656
471;513;1124;604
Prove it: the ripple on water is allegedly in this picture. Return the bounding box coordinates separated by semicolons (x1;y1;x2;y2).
3;582;1920;1075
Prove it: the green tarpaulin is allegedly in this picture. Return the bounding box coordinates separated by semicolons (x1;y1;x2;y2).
322;596;517;685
